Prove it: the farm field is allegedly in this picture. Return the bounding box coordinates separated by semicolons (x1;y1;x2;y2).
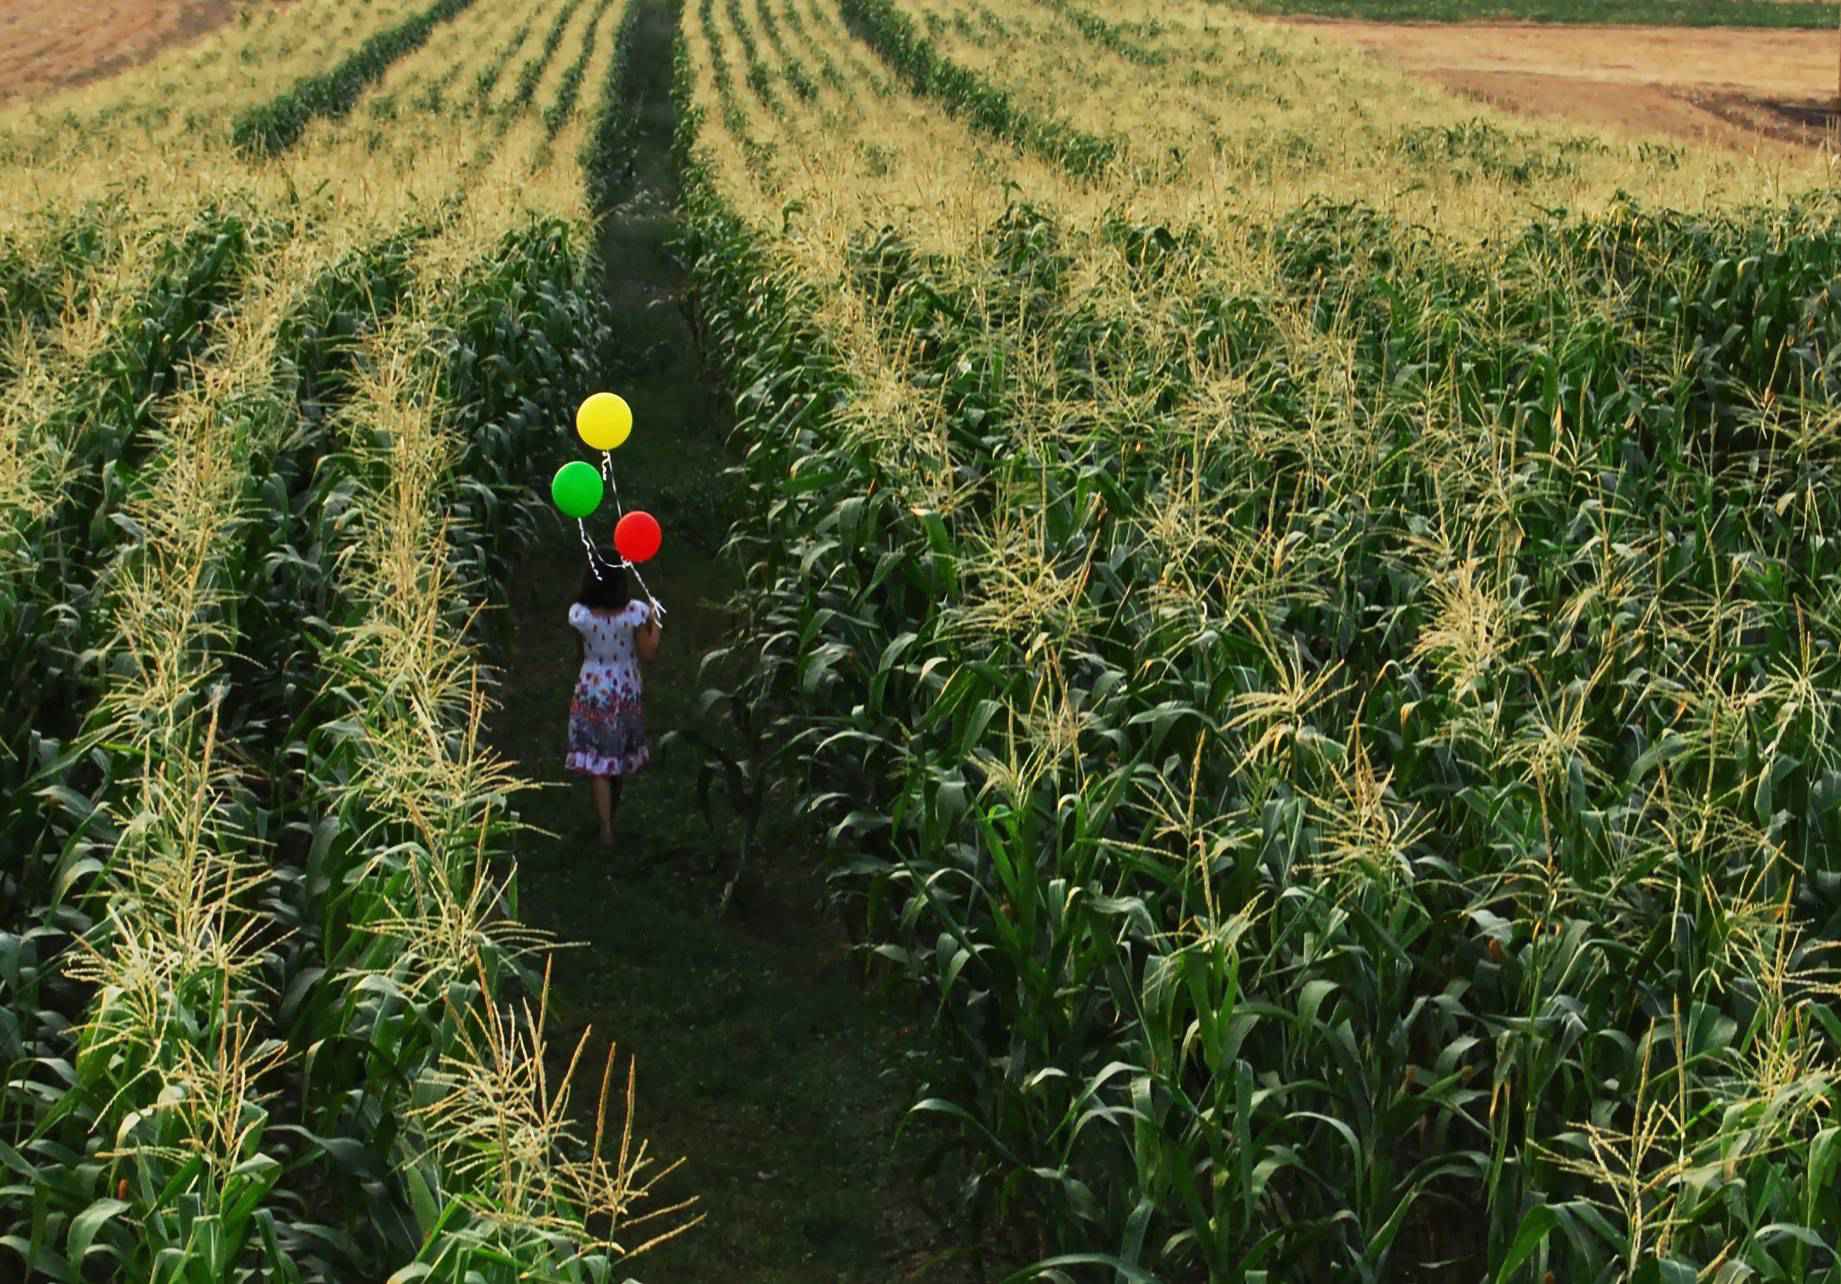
6;0;1841;1282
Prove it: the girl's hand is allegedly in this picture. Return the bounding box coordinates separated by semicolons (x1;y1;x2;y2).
636;614;661;664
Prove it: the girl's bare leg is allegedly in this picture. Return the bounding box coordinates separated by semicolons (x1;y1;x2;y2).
592;775;615;846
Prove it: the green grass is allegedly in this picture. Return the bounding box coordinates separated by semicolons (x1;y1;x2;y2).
1225;0;1841;28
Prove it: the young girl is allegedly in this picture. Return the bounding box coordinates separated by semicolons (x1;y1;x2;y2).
565;553;660;847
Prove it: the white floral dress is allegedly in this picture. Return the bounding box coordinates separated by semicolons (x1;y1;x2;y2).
565;600;651;776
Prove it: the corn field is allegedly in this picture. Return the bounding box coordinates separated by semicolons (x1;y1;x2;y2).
670;0;1841;1280
0;0;699;1279
8;0;1841;1280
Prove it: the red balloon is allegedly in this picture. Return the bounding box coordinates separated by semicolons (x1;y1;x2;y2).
615;510;661;563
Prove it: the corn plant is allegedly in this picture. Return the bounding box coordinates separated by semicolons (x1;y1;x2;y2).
750;0;817;102
673;5;1841;1278
508;0;589;115
544;0;620;139
836;0;1116;177
773;0;848;95
1038;0;1165;66
231;0;480;156
2;57;688;1279
474;10;541;107
580;0;648;210
694;0;753;140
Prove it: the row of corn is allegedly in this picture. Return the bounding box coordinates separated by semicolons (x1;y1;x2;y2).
0;0;693;1278
674;0;1841;1279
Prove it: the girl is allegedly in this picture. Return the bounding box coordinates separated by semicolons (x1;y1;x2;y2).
565;552;660;847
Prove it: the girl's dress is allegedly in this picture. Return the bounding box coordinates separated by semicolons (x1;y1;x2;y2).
564;600;652;776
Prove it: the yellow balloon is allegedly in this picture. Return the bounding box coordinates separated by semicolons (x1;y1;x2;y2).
577;392;632;450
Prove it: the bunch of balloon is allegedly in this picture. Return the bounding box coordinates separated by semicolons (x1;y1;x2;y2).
546;391;666;624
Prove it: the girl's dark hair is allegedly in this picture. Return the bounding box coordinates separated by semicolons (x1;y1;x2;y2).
576;552;631;611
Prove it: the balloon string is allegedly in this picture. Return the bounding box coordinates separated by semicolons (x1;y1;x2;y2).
624;559;665;626
601;452;623;516
578;519;602;580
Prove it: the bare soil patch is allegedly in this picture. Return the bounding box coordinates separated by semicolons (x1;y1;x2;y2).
0;0;263;105
1280;17;1841;154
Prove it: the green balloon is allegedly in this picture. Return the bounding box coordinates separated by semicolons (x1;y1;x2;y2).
551;460;603;518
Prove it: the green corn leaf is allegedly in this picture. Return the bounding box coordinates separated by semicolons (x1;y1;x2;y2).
65;1198;127;1266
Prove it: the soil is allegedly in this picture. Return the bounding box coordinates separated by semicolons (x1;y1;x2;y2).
1279;17;1841;153
0;0;260;105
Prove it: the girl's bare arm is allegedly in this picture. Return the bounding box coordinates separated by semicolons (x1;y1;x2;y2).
635;614;661;664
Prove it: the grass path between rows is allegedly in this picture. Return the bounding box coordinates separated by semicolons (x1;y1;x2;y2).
480;2;974;1279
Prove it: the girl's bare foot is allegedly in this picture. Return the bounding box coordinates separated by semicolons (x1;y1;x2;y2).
599;829;616;849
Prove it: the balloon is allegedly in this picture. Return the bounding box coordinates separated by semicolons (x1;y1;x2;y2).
615;510;661;563
577;392;632;451
550;460;603;518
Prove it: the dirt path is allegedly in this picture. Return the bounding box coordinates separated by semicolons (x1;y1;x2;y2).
482;2;978;1279
0;0;266;105
1279;16;1841;152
